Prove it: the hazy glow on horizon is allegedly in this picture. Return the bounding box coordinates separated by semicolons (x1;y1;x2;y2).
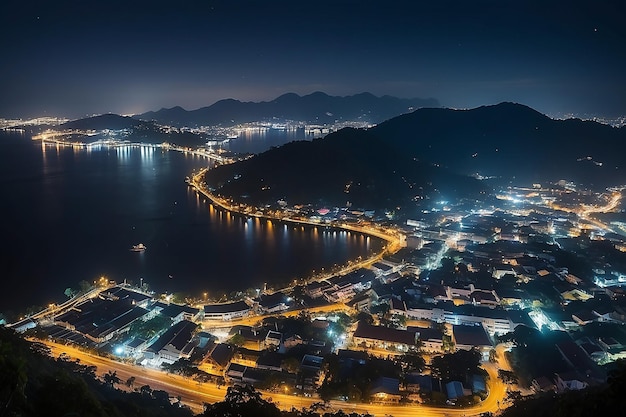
1;0;624;118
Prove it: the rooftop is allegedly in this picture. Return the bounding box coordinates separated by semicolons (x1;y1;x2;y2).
353;322;417;346
147;319;198;353
452;324;492;347
204;300;250;314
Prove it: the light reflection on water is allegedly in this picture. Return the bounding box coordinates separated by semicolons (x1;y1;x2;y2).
0;134;383;312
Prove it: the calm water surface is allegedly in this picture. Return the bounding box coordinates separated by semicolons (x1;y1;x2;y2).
0;132;382;314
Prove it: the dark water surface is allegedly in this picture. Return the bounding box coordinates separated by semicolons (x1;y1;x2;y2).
0;132;382;314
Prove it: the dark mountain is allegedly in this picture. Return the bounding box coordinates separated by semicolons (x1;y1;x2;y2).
60;113;144;131
203;102;626;212
136;92;440;127
372;102;626;187
203;127;486;211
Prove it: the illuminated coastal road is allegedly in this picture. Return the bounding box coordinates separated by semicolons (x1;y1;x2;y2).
45;341;226;413
33;135;229;163
14;283;115;325
189;168;403;278
43;340;509;416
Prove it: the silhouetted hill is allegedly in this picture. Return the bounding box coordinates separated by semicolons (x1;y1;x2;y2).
60;113;145;131
137;92;440;127
203;102;626;212
373;102;626;186
203;127;486;211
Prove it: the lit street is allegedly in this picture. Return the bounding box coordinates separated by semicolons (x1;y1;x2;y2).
42;340;509;416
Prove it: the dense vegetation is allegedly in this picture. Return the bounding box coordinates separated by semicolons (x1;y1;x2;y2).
0;327;194;417
373;102;626;186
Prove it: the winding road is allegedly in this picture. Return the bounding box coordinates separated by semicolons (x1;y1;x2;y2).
43;340;510;416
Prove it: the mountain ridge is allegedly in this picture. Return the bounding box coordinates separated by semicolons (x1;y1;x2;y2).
371;102;625;186
135;92;440;127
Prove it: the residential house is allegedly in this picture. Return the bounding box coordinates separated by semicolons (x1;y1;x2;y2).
206;343;235;370
265;330;282;348
531;376;556;393
369;377;401;402
352;322;418;352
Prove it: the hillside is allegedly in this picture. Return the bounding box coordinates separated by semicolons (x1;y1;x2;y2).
500;363;625;417
137;92;440;127
373;102;626;186
0;327;194;417
202;102;626;212
203;127;486;211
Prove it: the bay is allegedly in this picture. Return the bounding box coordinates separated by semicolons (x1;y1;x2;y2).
224;127;320;154
0;132;383;316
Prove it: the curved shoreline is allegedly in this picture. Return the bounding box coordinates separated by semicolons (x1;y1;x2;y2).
189;167;403;284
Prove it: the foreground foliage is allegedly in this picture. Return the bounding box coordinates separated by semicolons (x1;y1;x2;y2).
0;327;193;417
500;361;626;417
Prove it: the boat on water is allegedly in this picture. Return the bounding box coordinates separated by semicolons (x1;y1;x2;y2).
130;243;146;252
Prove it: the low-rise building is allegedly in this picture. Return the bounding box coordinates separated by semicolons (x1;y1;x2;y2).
225;362;247;382
369;377;401;402
206;343;236;370
264;330;282;348
256;351;284;372
445;381;467;400
352;322;418;352
408;326;444;352
203;300;251;321
257;292;290;314
56;295;151;344
145;319;198;365
156;302;203;323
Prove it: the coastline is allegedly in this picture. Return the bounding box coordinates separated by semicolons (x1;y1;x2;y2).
1;135;393;320
189;167;403;285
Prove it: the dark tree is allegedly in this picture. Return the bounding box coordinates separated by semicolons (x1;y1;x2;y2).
498;369;519;385
203;384;281;417
397;352;426;373
140;384;153;396
102;370;121;388
355;311;374;325
430;349;484;382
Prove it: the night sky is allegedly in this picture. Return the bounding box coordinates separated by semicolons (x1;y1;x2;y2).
1;0;625;119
